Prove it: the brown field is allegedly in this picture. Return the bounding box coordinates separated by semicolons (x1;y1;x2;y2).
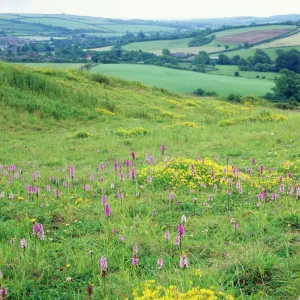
217;29;291;44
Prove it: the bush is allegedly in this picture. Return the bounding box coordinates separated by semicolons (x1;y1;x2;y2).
227;93;241;103
205;90;219;97
193;88;205;96
193;89;218;97
275;101;299;110
73;131;91;138
234;71;240;77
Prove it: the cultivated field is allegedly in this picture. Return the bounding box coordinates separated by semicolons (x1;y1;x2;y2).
216;29;292;44
0;62;299;299
257;31;300;49
90;64;274;96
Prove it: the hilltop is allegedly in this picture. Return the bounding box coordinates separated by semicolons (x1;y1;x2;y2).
0;62;300;299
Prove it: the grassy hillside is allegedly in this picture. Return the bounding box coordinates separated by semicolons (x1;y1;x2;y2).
12;63;86;69
0;14;178;38
90;63;274;96
0;62;299;299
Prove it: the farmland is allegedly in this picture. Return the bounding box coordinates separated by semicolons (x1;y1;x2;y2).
257;31;300;49
122;25;296;55
0;62;300;299
0;13;179;38
90;63;274;96
216;29;292;44
122;38;226;54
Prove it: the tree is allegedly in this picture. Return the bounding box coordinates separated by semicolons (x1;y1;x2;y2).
275;49;300;73
231;55;241;65
225;45;229;51
162;49;170;56
192;54;205;67
272;69;300;101
244;41;250;49
234;71;240;76
198;51;210;64
252;49;272;65
217;54;231;65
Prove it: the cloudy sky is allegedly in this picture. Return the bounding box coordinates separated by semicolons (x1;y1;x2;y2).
0;0;299;19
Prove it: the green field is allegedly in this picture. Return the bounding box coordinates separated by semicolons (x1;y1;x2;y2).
223;45;300;60
207;65;278;80
90;63;274;96
98;24;177;33
123;38;226;54
17;17;110;31
179;63;278;80
0;62;300;299
0;14;179;38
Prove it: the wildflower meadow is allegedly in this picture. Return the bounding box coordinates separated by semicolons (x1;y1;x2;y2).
0;62;300;299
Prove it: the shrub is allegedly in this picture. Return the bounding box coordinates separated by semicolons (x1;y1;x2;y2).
205;90;218;97
234;71;240;77
115;127;149;137
73;131;91;138
193;88;205;96
219;112;287;127
227;93;241;103
95;108;115;116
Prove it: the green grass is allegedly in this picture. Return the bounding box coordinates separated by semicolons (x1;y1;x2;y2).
90;63;274;96
11;63;86;69
0;62;300;299
207;65;278;80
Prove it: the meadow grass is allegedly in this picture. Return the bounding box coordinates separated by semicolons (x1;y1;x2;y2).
90;63;274;96
11;63;86;70
0;62;299;299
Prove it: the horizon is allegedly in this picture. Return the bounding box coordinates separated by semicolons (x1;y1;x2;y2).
0;12;299;22
0;0;299;20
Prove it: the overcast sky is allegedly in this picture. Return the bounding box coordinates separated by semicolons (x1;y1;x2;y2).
0;0;299;20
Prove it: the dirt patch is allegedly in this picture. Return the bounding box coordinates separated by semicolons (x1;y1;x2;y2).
217;29;291;44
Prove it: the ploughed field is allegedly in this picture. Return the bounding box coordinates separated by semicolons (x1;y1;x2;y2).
216;29;292;44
